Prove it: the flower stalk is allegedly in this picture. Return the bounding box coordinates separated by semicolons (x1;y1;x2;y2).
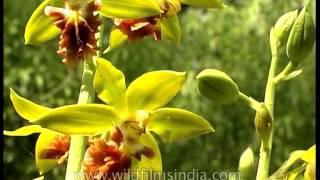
65;57;96;180
238;91;260;110
256;53;278;179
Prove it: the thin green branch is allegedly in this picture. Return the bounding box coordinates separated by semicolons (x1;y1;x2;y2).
238;91;261;110
256;55;279;180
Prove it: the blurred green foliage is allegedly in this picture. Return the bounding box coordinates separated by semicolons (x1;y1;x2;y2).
3;0;315;179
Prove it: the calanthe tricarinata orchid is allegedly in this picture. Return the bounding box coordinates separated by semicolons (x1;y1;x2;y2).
25;0;102;66
24;0;226;64
4;58;214;179
103;0;226;52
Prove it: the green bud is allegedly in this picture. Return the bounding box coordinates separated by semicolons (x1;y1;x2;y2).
273;10;298;45
196;69;239;105
286;6;315;65
239;147;255;179
254;103;272;143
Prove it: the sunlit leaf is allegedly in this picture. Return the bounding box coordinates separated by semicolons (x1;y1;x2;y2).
179;0;226;9
24;0;63;45
36;130;61;175
148;108;214;142
10;88;51;122
126;71;186;113
34;104;120;135
94;58;126;113
100;0;163;19
4;125;43;136
104;28;128;53
301;145;315;164
160;14;181;45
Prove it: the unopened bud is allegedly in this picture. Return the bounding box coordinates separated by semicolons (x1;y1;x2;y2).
254;103;272;143
273;10;298;45
239;147;255;179
286;6;315;65
196;69;239;105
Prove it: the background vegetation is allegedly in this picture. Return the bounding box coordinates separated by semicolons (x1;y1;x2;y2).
3;0;315;179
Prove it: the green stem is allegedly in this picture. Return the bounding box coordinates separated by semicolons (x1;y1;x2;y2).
65;13;103;180
238;91;261;110
256;55;278;180
65;57;96;180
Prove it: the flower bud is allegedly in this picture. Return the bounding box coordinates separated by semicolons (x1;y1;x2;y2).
254;103;272;143
286;6;315;65
273;10;298;45
238;147;255;179
196;69;239;105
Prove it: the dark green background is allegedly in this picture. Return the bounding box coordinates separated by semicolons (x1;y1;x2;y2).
3;0;315;179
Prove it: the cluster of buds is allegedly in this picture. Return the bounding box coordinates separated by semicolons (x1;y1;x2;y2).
270;5;315;65
45;0;102;66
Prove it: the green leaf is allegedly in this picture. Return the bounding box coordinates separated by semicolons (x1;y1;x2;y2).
104;28;128;53
148;108;214;142
10;88;51;122
94;58;126;113
4;125;43;136
131;132;162;180
25;0;63;45
180;0;226;9
36;130;60;175
282;69;303;81
160;14;181;45
126;71;186;113
34;104;120;135
100;0;163;19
